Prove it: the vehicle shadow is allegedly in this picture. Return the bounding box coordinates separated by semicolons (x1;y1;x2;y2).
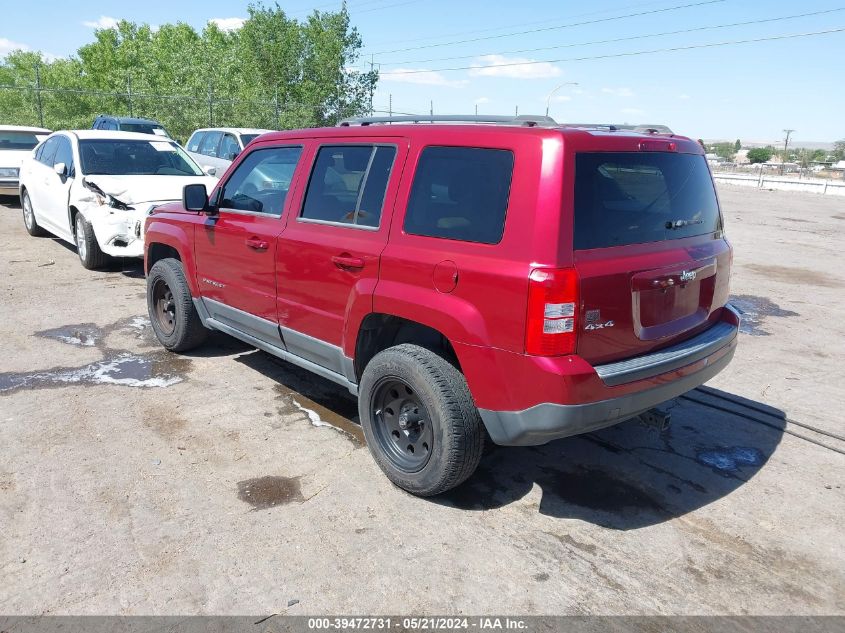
205;340;785;529
435;389;785;529
46;238;145;278
0;195;21;209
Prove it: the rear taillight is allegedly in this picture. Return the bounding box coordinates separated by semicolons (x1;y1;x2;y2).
525;268;579;356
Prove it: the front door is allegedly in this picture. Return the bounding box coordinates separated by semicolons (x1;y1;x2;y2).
194;143;306;347
275;139;405;373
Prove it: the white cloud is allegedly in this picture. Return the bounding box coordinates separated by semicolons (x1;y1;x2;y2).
209;17;246;32
0;37;29;57
621;108;645;116
380;68;468;87
550;95;572;103
82;16;120;29
469;55;562;80
474;97;491;104
602;87;635;98
0;38;58;61
679;94;691;100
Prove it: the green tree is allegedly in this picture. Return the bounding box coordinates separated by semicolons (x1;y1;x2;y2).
747;147;774;164
0;2;376;138
711;142;736;161
834;139;845;161
734;139;741;151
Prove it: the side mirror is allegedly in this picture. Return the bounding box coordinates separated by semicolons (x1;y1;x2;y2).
202;165;217;177
183;183;214;214
53;162;67;177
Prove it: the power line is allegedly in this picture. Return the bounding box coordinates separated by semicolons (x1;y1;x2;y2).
367;0;726;56
378;7;845;67
379;27;845;76
362;0;675;50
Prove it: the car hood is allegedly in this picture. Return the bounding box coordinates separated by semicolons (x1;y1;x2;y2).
79;175;218;206
0;150;35;168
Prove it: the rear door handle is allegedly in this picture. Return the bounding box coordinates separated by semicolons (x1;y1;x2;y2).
246;237;269;251
332;254;365;270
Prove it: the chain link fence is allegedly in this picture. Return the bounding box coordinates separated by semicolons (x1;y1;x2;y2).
0;83;368;141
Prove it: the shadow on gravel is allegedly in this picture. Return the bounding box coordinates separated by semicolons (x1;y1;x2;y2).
47;238;146;278
0;195;21;209
200;336;785;529
436;388;785;529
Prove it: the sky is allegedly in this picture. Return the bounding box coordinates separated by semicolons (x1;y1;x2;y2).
2;0;844;143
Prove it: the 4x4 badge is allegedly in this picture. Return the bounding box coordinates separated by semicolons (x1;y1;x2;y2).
584;309;615;330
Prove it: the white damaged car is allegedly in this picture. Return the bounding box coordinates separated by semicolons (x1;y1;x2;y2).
19;130;217;269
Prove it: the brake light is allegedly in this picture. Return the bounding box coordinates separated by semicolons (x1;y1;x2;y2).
525;268;579;356
639;140;677;152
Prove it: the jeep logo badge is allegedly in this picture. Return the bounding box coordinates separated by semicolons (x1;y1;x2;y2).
680;270;697;282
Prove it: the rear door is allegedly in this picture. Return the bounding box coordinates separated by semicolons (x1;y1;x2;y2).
571;146;731;365
194;143;306;345
275;139;404;371
26;136;60;232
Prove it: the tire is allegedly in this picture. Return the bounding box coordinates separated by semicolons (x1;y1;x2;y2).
147;258;208;352
359;344;484;496
74;212;110;270
21;190;47;237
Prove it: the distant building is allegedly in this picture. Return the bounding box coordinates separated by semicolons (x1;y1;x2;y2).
831;160;845;171
735;149;750;165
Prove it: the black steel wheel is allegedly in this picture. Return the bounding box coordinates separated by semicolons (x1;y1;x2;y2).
146;258;208;352
359;344;484;496
371;378;434;472
151;278;176;336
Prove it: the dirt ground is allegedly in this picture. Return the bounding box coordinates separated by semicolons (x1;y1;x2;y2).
0;186;843;615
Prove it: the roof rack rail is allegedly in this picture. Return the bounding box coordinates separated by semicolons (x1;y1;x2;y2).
564;122;674;134
337;114;559;128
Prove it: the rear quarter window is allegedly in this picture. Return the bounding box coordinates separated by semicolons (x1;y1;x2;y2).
403;146;514;245
574;152;721;250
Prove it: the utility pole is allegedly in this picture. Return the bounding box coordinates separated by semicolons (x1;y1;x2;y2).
430;100;434;117
207;79;214;127
369;55;375;115
127;75;133;117
515;105;518;116
475;104;478;116
545;81;578;117
782;129;795;175
274;86;280;129
34;63;44;128
388;93;392;118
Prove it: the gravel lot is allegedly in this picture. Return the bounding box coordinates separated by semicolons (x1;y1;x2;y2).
0;186;843;615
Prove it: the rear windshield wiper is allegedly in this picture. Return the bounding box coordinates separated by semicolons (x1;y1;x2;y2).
666;218;704;230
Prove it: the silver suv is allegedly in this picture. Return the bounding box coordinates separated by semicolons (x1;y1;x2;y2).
184;127;274;177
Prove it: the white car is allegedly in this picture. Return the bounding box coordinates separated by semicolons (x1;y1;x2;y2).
0;125;52;196
185;127;273;176
19;130;217;269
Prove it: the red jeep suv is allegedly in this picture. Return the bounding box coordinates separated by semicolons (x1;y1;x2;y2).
144;115;739;496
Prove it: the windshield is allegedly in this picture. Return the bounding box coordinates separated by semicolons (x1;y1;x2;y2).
0;131;41;151
120;123;170;137
240;134;260;146
574;152;721;250
79;140;203;176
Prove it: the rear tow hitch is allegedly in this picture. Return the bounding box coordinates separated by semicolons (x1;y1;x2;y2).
638;406;672;432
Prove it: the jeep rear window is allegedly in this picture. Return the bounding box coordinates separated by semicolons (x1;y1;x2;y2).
574;152;721;250
404;147;514;245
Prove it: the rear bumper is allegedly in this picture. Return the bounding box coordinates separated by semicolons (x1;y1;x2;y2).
477;305;739;446
0;181;19;196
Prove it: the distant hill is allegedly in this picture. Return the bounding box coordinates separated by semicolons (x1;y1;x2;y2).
704;139;835;150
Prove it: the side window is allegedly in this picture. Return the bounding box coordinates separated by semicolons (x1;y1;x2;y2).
106;121;118;131
186;132;205;153
219;134;240;161
404;146;514;244
38;137;60;166
220;146;303;216
300;145;396;227
198;131;223;157
52;137;74;174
